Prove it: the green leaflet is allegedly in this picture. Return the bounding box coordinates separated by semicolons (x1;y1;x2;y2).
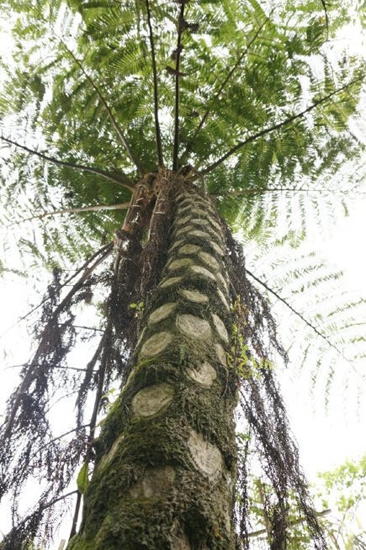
76;462;89;495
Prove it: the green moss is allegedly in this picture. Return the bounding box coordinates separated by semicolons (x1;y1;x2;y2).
70;469;236;550
73;374;237;547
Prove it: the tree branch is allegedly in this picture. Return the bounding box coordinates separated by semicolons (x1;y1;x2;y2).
145;0;164;167
202;78;362;175
172;2;186;171
0;135;134;190
61;40;147;175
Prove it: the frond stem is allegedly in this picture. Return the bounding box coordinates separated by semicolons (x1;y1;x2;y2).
70;322;112;540
5;363;96;373
211;187;362;197
69;493;82;543
38;425;90;454
9;202;130;227
172;2;186;171
0;136;133;190
180;15;270;163
202;77;362;175
145;0;164;166
246;268;348;361
247;509;331;538
320;0;329;38
61;41;147;175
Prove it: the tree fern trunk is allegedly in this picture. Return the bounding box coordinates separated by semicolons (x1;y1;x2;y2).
68;186;238;550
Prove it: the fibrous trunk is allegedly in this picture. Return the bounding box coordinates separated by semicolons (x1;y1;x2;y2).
68;185;238;549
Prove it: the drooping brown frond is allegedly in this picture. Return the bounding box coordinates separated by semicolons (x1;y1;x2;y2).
0;245;114;546
222;220;327;549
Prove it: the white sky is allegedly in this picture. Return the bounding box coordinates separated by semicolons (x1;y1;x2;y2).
278;200;366;477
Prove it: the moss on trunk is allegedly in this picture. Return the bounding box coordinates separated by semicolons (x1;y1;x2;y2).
68;188;238;549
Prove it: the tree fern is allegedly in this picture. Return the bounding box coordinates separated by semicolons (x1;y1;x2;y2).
0;0;366;547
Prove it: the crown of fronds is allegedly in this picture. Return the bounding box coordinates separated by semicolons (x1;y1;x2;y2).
0;0;365;267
